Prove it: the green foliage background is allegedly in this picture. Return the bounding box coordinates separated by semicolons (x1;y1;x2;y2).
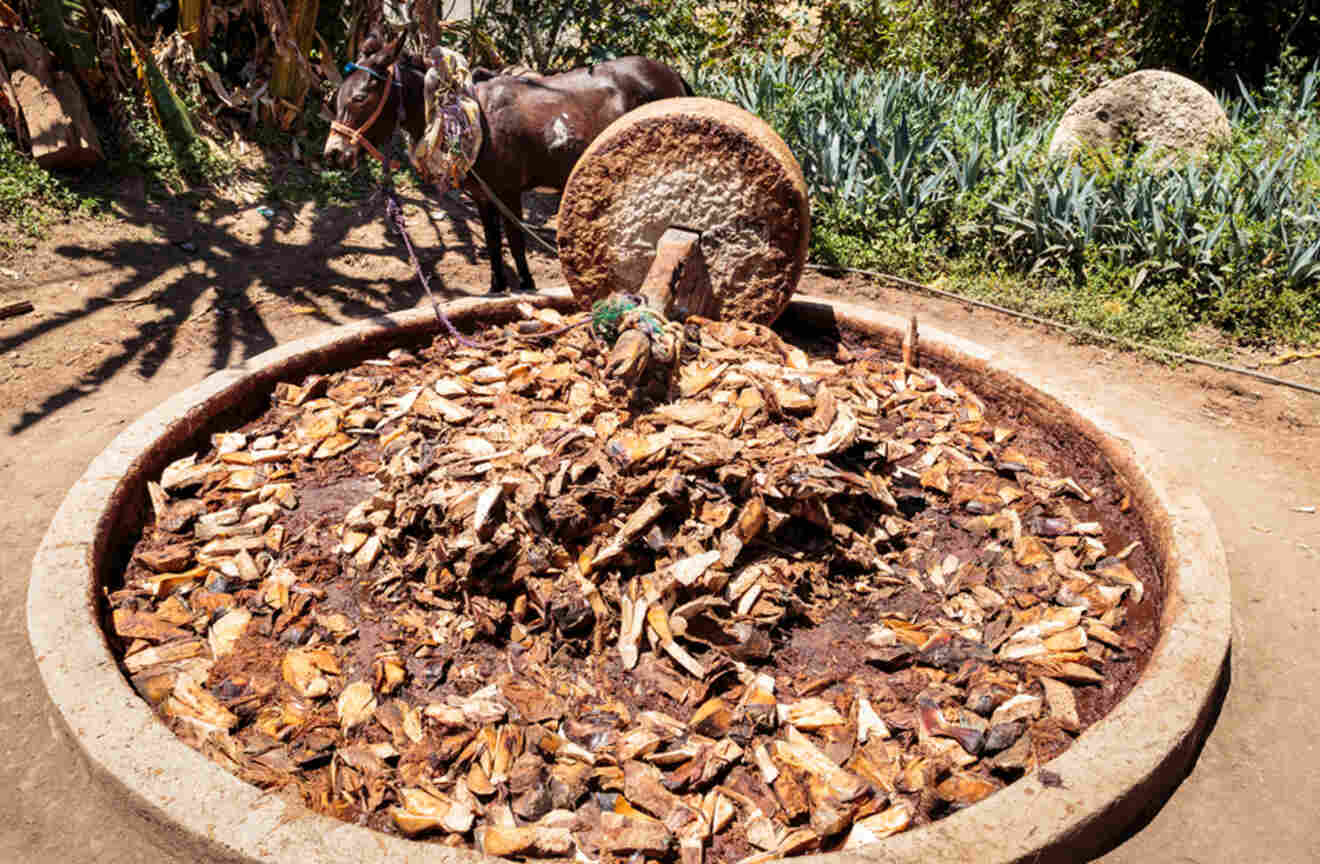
4;0;1319;349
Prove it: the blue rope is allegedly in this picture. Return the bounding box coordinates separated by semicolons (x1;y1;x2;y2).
344;62;387;82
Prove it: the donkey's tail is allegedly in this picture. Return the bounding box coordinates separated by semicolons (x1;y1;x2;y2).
681;76;695;97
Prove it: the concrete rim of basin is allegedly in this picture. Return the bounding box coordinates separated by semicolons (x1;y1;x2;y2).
28;289;1229;864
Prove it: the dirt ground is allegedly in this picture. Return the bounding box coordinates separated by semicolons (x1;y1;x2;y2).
1;183;1318;863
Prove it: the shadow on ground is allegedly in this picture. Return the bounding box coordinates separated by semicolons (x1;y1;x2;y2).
2;181;560;434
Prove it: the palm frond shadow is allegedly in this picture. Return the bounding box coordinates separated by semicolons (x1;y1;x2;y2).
4;185;499;434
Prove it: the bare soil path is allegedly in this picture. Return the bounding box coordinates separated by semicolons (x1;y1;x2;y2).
2;186;1317;863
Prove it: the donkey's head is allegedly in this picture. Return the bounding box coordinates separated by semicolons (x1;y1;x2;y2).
324;33;406;169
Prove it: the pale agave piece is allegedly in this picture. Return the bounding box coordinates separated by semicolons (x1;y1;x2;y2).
282;645;339;699
935;770;998;805
752;743;780;784
124;638;207;674
445;779;478;833
260;565;297;610
843;803;912;849
196;512;268;542
483;823;575;860
212;431;248;454
744;809;781;851
1026;658;1104;685
1043;626;1088;652
141;566;206;598
777;697;847;730
423;391;475;423
1084;618;1126;648
771;727;868;802
1039;676;1082;732
472;483;504;537
701;790;736;837
354;534;382;570
856;697;890;743
667;550;722;587
224;467;261;491
160;456;217;492
1039;604;1087;636
600;811;673;855
207;608;251;659
423;703;467;728
196;507;241;531
617;593;648;670
337;681;377;732
923;736;980;768
1098;560;1145;604
338;529;369;555
166;672;237;730
989;693;1042;727
232;548;262;582
393;787;454;836
313;432;358;459
660;634;706;679
680;362;729;398
807;403;858;456
471;364;507;384
432;377;468;397
616;727;663;763
451;690;507;725
998;635;1048;661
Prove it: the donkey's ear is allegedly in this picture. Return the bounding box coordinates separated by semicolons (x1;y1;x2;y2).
380;34;407;64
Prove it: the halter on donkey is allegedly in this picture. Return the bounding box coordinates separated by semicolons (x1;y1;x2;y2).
325;50;490;348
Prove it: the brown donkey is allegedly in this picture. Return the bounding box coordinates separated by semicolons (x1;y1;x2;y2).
325;35;690;294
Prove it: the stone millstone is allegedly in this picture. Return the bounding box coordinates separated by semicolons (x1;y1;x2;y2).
558;97;809;325
1049;70;1229;163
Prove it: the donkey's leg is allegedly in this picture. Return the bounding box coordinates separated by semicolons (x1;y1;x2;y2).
503;193;536;294
477;198;506;295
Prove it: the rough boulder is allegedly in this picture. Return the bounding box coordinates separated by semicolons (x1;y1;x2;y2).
1049;70;1229;165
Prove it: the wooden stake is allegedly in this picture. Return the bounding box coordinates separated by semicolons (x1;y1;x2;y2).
901;314;919;369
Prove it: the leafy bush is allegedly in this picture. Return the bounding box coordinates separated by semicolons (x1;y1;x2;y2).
812;0;1143;110
0;132;98;238
464;0;798;74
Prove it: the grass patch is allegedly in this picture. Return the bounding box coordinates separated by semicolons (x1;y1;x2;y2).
0;133;103;243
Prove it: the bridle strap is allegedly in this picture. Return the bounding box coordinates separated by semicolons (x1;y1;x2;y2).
328;61;400;168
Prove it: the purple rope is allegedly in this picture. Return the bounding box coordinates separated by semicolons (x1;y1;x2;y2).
386;192;490;350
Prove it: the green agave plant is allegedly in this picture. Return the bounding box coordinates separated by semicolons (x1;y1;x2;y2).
706;55;1320;323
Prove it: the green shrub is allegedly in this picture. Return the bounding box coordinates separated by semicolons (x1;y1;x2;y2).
0;132;98;238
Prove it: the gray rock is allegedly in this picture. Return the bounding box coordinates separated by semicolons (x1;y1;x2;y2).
1049;70;1229;166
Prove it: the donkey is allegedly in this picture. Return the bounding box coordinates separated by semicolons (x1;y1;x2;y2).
325;35;690;294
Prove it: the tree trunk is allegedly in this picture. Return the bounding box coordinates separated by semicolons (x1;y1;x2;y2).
268;0;320;128
178;0;212;54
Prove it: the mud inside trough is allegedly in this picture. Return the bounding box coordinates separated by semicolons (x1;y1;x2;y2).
98;302;1164;864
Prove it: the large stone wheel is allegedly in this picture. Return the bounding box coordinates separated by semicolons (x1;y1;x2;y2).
558;97;810;325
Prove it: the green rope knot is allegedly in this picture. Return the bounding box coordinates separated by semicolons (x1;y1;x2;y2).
591;294;663;344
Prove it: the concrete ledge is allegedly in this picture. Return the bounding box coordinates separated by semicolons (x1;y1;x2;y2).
28;291;1230;864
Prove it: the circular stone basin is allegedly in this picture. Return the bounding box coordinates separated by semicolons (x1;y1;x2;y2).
28;291;1228;864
